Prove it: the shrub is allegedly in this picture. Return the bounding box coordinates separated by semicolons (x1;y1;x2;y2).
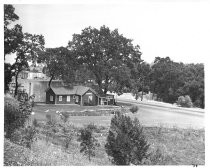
78;126;100;161
63;134;73;151
86;123;103;133
10;126;37;149
129;106;139;113
32;119;39;127
4;96;32;139
21;126;37;149
46;114;58;126
60;112;70;123
105;113;150;165
86;123;98;131
61;123;73;151
147;148;165;165
177;95;193;108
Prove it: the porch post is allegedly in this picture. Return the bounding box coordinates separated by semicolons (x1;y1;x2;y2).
80;95;83;106
55;95;57;104
98;96;99;105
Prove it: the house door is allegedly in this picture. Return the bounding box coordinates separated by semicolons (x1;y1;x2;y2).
75;95;79;104
88;95;93;105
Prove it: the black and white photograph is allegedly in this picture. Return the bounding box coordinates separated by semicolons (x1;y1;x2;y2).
2;0;209;166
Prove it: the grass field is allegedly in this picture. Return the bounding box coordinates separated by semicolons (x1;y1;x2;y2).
31;103;127;124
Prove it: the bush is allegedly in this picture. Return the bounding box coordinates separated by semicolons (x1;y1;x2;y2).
177;95;193;108
129;106;139;113
146;147;168;165
21;126;37;149
46;114;59;126
4;96;32;139
32;119;39;127
60;112;70;123
86;123;98;131
105;113;149;165
78;126;100;161
10;126;37;149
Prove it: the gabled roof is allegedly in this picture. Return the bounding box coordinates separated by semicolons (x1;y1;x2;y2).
48;85;97;96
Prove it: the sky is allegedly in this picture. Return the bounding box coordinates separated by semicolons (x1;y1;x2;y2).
4;0;210;64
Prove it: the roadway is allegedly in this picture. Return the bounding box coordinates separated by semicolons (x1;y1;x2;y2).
117;99;205;129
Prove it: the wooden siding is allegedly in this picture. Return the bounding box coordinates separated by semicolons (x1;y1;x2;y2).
46;88;55;104
82;90;98;106
54;95;81;105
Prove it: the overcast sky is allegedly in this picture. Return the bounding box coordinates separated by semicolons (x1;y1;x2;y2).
5;0;210;64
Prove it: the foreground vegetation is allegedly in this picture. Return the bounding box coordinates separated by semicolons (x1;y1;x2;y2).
4;122;205;166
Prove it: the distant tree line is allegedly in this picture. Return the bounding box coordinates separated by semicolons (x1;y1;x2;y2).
149;57;204;108
130;56;204;108
4;5;204;108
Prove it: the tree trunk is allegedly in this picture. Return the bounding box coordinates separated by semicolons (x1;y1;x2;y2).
96;80;103;95
88;153;91;162
141;91;143;101
141;81;144;101
14;71;20;96
103;75;109;95
135;93;138;100
94;71;103;94
48;74;54;88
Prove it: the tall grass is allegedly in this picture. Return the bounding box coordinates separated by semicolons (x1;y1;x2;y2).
4;117;205;166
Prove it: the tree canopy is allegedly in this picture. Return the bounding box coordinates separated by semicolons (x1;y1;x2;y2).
39;47;76;87
4;4;23;58
150;57;204;108
131;61;151;100
68;25;142;95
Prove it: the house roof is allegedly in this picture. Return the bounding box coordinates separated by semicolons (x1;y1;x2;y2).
98;93;114;98
49;85;97;96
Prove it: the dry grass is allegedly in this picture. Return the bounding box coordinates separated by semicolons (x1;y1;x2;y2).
144;126;205;165
4;138;110;166
4;120;205;166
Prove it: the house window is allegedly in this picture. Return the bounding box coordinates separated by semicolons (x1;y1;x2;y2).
59;96;62;101
67;96;70;102
50;95;53;101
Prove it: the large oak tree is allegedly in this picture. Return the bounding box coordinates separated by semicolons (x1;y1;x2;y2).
68;25;142;95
